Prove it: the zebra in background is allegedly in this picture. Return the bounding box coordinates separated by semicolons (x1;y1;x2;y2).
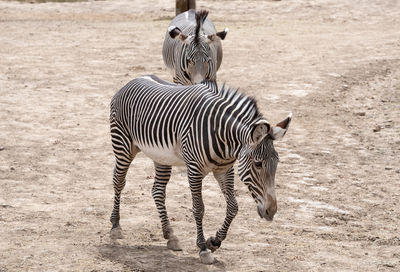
162;9;228;85
109;75;291;264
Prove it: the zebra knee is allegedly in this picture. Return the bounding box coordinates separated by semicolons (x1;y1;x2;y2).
229;197;239;217
192;204;205;219
232;201;239;217
151;184;158;199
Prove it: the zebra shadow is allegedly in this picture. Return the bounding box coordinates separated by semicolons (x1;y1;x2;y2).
98;244;226;272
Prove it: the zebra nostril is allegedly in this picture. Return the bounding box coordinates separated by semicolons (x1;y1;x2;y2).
265;209;270;216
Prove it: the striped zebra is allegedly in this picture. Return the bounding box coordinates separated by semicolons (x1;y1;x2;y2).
109;75;291;264
162;9;228;85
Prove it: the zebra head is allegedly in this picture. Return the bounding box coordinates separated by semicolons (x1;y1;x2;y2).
238;113;292;221
168;10;228;84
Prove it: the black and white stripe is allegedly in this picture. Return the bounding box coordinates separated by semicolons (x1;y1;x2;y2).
109;75;291;263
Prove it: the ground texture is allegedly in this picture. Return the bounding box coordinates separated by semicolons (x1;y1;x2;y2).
1;0;399;271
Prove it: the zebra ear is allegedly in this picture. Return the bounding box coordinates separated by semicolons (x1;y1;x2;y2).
251;119;271;144
168;26;188;42
269;112;292;140
216;27;228;40
207;28;228;43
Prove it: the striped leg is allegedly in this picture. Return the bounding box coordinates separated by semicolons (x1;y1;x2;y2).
187;166;215;264
152;163;182;251
207;167;238;252
109;125;138;238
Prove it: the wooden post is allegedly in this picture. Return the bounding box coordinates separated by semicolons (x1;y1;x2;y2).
176;0;196;16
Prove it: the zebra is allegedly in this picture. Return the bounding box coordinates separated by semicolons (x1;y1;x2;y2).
109;75;291;264
162;9;228;85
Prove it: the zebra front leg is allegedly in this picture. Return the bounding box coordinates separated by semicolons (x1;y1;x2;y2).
152;163;182;251
207;167;238;252
187;168;215;264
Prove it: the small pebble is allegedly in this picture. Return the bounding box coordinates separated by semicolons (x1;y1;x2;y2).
373;126;381;132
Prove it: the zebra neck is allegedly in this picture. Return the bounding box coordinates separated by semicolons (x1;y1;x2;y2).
212;116;249;161
200;80;218;94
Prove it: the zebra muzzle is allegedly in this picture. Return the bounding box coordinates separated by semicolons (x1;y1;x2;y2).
257;202;275;221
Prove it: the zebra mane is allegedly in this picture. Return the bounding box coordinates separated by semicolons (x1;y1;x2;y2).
219;84;261;120
194;10;209;44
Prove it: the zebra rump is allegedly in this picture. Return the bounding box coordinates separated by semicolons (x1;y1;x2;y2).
162;9;228;85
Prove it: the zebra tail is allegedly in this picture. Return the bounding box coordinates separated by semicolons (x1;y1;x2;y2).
194;10;209;44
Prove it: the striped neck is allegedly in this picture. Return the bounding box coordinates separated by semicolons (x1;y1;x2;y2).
211;86;260;160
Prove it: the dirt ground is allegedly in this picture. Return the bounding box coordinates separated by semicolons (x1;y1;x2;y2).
1;0;399;271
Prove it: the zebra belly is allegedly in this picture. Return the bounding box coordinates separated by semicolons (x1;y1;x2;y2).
139;144;186;166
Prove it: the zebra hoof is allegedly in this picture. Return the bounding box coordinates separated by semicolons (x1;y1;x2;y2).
110;225;124;239
167;235;182;251
206;237;221;252
199;249;215;264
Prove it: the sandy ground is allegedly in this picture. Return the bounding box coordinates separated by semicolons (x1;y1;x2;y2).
1;0;400;271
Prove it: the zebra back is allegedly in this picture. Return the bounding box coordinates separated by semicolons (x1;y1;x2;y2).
169;9;217;37
110;75;263;169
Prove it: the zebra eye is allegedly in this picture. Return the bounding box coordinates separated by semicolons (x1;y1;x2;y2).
254;161;263;168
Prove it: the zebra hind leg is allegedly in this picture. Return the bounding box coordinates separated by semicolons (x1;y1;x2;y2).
152;163;182;251
109;131;138;239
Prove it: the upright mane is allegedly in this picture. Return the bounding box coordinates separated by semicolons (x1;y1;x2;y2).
218;84;261;121
194;10;209;44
